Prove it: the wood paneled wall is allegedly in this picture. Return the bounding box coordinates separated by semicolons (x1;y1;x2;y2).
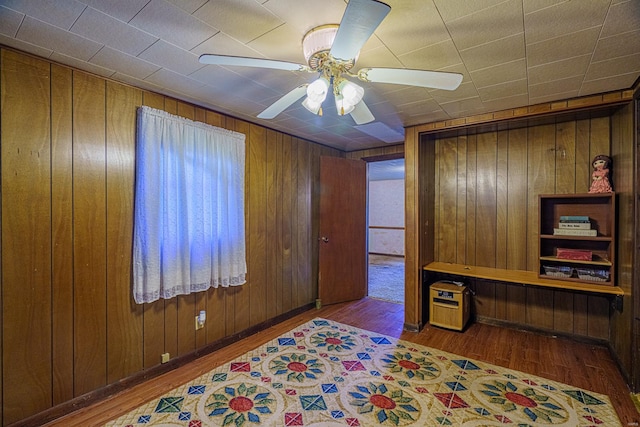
430;118;612;340
0;49;341;425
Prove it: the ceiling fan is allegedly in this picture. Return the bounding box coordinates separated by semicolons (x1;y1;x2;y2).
199;0;463;125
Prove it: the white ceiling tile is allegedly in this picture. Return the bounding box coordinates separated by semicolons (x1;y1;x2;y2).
191;32;263;58
434;0;510;22
262;0;347;34
130;0;218;50
527;27;600;68
49;51;116;78
586;53;640;82
600;0;640;38
529;89;578;105
528;55;591;85
580;73;639;96
194;0;283;45
90;47;160;79
71;7;158;56
245;22;306;64
481;93;529;112
145;67;206;94
0;33;53;58
398;39;463;71
78;0;149;22
2;0;85;29
354;45;403;70
16;16;102;61
524;0;609;44
2;0;639;151
0;5;22;36
592;29;640;62
529;75;583;99
138;40;204;75
167;0;208;14
469;59;527;88
445;0;523;50
459;34;524;72
439;96;485;116
478;78;527;101
375;1;450;57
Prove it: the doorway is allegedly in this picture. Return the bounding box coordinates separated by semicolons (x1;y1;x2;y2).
367;158;405;304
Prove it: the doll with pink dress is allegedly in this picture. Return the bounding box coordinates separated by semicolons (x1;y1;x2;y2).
588;154;613;193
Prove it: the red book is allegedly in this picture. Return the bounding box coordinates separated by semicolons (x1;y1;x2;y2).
556;248;592;261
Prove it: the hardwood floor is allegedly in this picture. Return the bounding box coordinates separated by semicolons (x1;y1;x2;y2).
44;298;639;426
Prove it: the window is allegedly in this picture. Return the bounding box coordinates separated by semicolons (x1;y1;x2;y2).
133;106;246;304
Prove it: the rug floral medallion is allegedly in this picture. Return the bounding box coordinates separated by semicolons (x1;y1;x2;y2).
106;318;621;426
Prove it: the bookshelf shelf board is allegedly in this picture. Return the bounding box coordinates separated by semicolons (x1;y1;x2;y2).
539;256;612;266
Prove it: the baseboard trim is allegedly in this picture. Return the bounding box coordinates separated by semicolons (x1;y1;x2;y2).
13;303;315;427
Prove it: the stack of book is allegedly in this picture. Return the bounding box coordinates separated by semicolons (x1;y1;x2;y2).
553;215;597;236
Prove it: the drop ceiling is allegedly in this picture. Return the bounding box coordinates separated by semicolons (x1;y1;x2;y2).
0;0;638;152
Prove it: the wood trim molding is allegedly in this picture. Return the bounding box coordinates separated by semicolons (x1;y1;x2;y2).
412;89;634;135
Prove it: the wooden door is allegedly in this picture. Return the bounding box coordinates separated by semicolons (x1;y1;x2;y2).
318;156;367;306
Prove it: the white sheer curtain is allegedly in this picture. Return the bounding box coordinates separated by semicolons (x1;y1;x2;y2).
133;106;246;304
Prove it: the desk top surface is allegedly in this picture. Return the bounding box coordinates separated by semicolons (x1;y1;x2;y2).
423;261;624;296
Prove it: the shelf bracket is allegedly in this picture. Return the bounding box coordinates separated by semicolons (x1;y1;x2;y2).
612;294;623;312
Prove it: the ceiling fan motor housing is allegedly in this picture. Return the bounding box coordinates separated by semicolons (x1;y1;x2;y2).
303;25;355;71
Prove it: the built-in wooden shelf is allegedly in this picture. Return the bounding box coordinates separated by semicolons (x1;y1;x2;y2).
423;261;624;299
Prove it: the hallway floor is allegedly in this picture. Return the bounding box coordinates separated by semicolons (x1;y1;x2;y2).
368;254;403;303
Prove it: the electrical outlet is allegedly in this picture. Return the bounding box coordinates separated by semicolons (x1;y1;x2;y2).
161;352;170;363
195;315;204;330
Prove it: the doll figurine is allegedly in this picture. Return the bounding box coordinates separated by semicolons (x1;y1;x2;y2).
588;154;613;193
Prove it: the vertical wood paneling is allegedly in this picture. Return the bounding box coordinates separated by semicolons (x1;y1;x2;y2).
506;128;528;271
281;135;293;312
495;131;509;270
465;135;477;266
297;139;312;306
1;49;341;424
234;119;252;332
421;116;621;340
455;137;468;264
437;138;457;262
73;71;108;396
51;63;74;406
141;92;167;368
475;132;497;268
249;123;268;326
106;82;143;382
1;50;52;425
265;129;279;320
290;138;300;308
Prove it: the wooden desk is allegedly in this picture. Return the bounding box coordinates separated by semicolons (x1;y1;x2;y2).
423;261;624;311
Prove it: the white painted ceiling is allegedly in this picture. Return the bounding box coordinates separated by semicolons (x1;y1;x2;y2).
1;0;639;152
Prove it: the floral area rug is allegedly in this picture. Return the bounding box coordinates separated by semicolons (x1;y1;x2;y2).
106;318;621;426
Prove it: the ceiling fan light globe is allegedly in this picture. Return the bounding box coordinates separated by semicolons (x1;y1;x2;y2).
334;94;356;116
307;77;330;103
302;97;322;115
340;80;364;105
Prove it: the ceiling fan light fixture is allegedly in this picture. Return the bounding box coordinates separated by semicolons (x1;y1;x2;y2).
334;79;364;115
306;76;330;103
302;97;323;115
303;25;339;67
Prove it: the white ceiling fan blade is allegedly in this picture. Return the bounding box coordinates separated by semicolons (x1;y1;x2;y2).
199;54;306;72
257;84;309;119
330;0;391;62
359;68;463;90
350;100;375;125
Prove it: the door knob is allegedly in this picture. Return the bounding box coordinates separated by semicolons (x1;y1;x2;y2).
321;236;329;243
